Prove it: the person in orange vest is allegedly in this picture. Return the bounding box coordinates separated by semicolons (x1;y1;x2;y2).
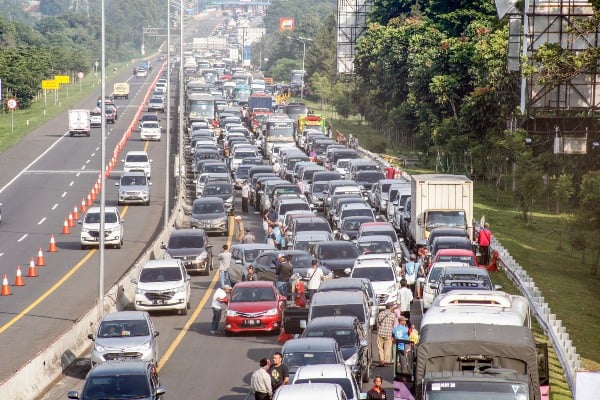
478;222;492;265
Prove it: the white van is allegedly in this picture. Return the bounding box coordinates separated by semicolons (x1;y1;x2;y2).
291;364;366;400
273;382;348;400
122;150;152;178
421;289;530;329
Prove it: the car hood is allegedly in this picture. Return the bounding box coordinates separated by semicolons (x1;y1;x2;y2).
83;223;120;230
320;259;356;275
340;228;359;238
120;184;148;191
340;345;359;361
95;335;150;350
124;162;149;168
228;301;279;313
191;212;226;220
167;248;206;257
137;281;183;291
370;280;396;294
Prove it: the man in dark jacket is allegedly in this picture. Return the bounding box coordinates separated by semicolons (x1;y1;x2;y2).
275;254;293;297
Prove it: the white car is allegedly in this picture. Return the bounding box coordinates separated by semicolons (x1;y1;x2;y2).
131;259;191;315
140;121;161;141
422;261;472;309
350;254;402;308
122;150;152;178
79;206;124;249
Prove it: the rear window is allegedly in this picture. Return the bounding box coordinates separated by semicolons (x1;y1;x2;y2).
312;304;365;323
193;201;224;214
168;234;204;249
126;154;148;163
294;378;354;399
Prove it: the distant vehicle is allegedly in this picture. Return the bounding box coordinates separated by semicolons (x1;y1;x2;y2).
140;121;161;141
147;97;165;113
136;66;148;77
68;109;91;137
90;108;102;127
122;150;152;178
162;229;213;275
113;82;129;99
115;171;151;206
79;206;124;250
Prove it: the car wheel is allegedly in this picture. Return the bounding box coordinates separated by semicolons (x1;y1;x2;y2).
115;240;122;249
362;362;370;383
181;307;188;316
145;200;150;206
187;300;191;310
81;244;87;250
224;330;232;337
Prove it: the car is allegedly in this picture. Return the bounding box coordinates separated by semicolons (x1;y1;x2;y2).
88;311;159;366
356;222;402;256
301;316;371;384
328;196;368;225
190;197;228;235
434;266;496;298
286;216;331;242
116;171;151;206
333;203;374;230
350;254;401;308
140;121;161;141
422;262;474;309
371;179;403;212
309;291;371;336
431;248;480;267
290;231;333;252
195;172;231;197
273;383;347;400
228;243;277;284
355;235;396;257
224;280;286;335
136;66;148;77
162;228;213;275
139;113;159;129
429;236;475;259
334;216;375;241
281;337;345;379
90;108;102;127
292;364;366;399
122;150;152;178
317;278;378;329
354;171;385;197
147;97;165;112
79;206;124;249
427;227;470;248
199;182;234;214
310;241;361;278
67;360;165;400
131;259;191;315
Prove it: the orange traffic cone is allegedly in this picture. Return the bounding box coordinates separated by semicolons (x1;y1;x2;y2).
14;266;25;286
81;198;87;213
72;205;79;220
62;218;71;234
36;248;46;266
48;234;58;252
68;212;75;227
86;193;93;206
1;274;12;296
91;189;97;201
26;258;38;277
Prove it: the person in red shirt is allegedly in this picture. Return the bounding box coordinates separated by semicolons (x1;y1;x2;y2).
385;166;395;179
478;222;492;266
367;376;387;399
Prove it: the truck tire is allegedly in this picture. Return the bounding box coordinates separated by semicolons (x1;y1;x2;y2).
86;132;90;137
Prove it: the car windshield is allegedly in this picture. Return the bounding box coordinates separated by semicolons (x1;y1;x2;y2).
304;329;356;347
279;203;310;215
204;165;228;173
193;201;224;214
283;352;339;369
231;286;276;302
341;209;373;219
356;172;385;182
98;320;150;338
126;155;148;163
436;255;476;266
82;374;150;399
169;234;204;249
352;267;395;282
357;241;394;254
360;229;397;243
312;304;366;323
139;267;183;283
243;249;264;262
312;182;327;193
317;244;359;259
203;185;232;195
235;152;257;159
343;219;368;230
294;378;354;399
84;212;117;224
337;160;351;169
297;222;330;233
143;122;159;129
121;176;147;186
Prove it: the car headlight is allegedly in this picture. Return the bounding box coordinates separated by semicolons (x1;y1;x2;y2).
136;288;147;295
175;285;186;293
225;197;233;204
345;352;359;366
264;307;279;316
95;343;107;352
142;190;149;195
226;309;238;317
82;228;90;233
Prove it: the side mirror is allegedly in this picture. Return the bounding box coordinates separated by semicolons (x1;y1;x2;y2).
121;159;124;163
160;243;166;250
77;220;83;225
115;182;120;186
148;182;153;186
153;331;160;337
494;284;503;290
344;267;351;276
87;333;94;340
130;277;138;284
235;259;242;264
429;283;438;290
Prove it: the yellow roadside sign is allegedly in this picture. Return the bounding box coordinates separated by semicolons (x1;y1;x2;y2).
55;75;70;84
42;80;59;90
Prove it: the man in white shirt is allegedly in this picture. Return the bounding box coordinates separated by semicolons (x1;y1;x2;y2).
211;284;232;334
305;259;324;300
218;245;232;289
241;180;250;213
250;358;272;400
398;278;413;320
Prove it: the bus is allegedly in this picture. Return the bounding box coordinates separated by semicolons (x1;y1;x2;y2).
233;85;252;106
264;114;295;156
186;93;217;125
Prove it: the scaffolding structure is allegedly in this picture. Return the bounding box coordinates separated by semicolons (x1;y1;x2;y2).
336;0;372;75
525;0;600;137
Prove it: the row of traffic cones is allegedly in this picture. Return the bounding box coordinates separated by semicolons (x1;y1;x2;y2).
1;254;46;295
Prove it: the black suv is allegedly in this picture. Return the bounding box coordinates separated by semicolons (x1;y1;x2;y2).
161;229;213;275
301;316;371;384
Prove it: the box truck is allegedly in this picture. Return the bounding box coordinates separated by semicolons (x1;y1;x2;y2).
113;82;129;99
408;174;473;250
68;109;90;137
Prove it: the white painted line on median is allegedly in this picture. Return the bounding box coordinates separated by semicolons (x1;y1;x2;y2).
17;234;28;242
52;204;58;210
0;130;70;195
61;192;67;198
38;217;46;225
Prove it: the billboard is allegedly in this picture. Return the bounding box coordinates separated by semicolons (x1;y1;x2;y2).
279;18;294;31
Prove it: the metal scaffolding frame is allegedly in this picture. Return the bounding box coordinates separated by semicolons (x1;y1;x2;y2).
336;0;372;75
525;0;600;135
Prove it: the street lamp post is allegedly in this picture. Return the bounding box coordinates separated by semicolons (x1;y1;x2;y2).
286;36;312;98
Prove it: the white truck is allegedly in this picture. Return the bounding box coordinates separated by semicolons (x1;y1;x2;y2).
68;109;91;137
408;174;473;250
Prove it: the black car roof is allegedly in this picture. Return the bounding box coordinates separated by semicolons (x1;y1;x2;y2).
305;316;358;330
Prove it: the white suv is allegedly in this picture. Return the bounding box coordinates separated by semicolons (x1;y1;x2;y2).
140;121;161;141
122;150;152;178
349;254;401;308
79;206;124;249
131;259;191;315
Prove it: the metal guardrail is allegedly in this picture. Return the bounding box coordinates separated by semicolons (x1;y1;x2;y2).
350;140;579;397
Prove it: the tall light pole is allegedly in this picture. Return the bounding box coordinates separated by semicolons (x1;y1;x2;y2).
286;36;312;98
165;2;171;232
99;0;107;316
179;0;184;194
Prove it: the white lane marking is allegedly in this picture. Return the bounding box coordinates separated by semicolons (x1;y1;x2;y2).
52;204;58;210
81;165;86;170
17;234;28;242
91;153;96;157
61;192;67;198
0;130;69;195
69;181;74;187
95;147;100;151
0;253;4;257
38;217;46;225
76;173;81;177
24;170;99;174
86;159;91;164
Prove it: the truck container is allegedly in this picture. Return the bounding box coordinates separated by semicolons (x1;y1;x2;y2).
248;93;272;113
410;323;548;400
113;82;129;99
68;109;91;137
408;174;473;250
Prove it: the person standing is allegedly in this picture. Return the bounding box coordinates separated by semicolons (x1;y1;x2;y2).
243;228;256;244
218;245;232;289
275;254;293;297
376;303;396;367
366;376;388;400
478;222;492;266
269;352;289;393
404;254;419;290
251;358;272;400
393;315;410;373
246;265;257;281
241;180;250;213
210;284;231;334
397;279;413;320
305;259;324;300
235;216;245;243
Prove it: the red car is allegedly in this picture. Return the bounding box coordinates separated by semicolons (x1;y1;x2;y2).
225;281;286;335
431;248;481;268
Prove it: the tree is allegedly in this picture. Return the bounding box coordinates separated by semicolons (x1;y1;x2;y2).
579;173;600;273
552;173;575;214
516;169;545;224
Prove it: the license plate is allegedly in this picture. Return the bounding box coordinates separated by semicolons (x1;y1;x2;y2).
243;319;260;326
153;300;165;305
